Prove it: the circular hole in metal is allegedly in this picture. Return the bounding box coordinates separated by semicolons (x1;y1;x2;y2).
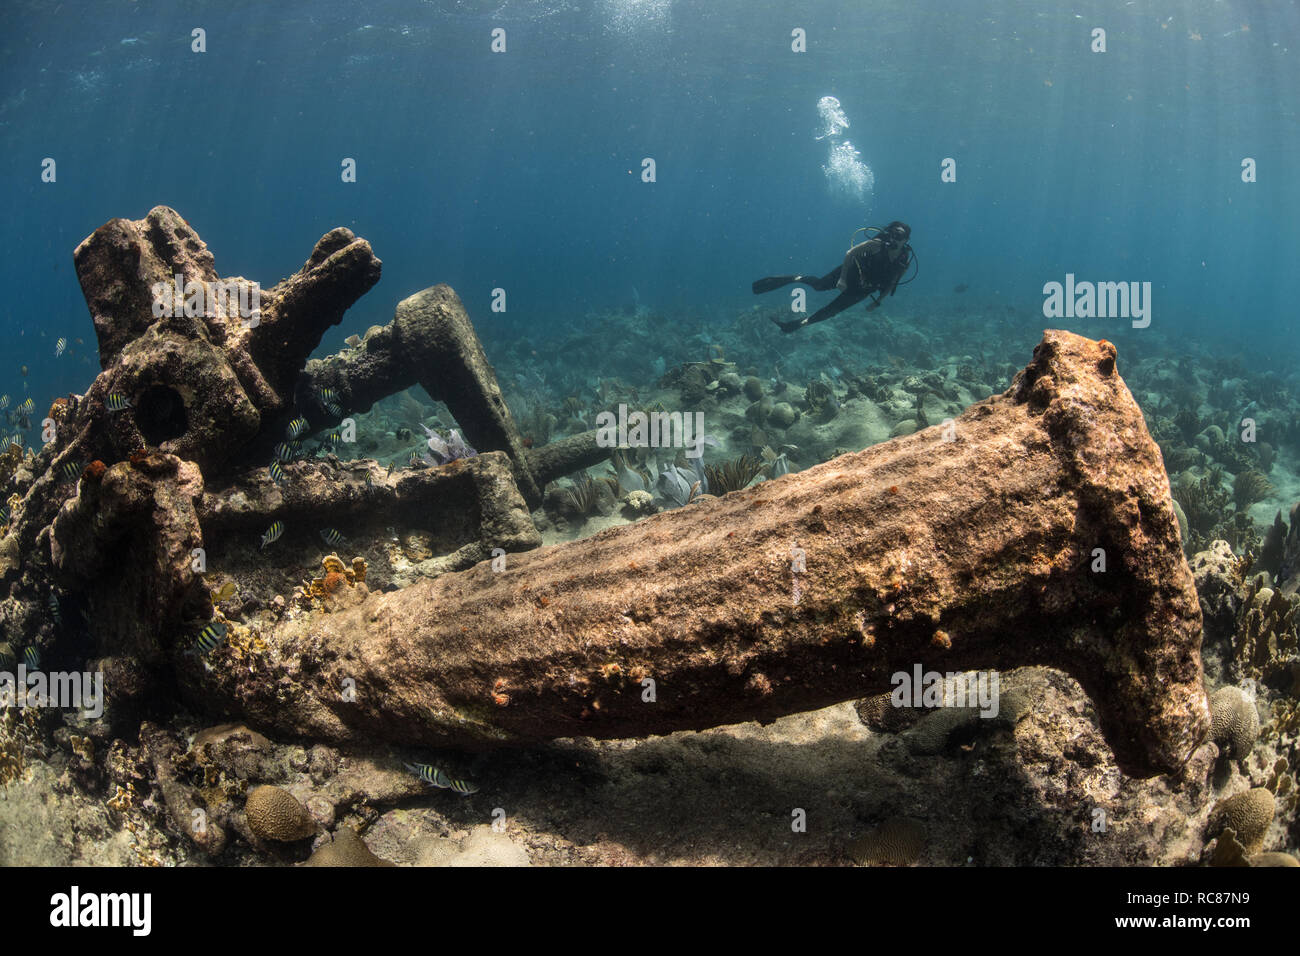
134;385;188;445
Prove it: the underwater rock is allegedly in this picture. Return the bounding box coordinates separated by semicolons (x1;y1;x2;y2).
1191;540;1244;643
195;331;1207;777
744;397;773;424
742;376;764;402
299;284;543;506
900;681;1030;756
718;372;743;394
139;722;227;856
192;723;274;778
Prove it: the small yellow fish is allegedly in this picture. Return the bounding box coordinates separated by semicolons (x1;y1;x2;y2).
210;580;237;603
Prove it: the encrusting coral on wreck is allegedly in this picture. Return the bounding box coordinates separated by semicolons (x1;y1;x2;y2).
5;208;1289;867
125;330;1210;779
299;554;368;608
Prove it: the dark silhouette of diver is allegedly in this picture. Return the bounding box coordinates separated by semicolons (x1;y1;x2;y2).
752;221;916;333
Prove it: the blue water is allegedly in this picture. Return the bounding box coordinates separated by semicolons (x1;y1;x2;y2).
1;0;1296;415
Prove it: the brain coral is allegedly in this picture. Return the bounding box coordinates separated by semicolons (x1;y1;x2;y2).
1208;788;1275;856
303;827;394;867
1209;686;1259;759
245;785;317;842
847;816;926;866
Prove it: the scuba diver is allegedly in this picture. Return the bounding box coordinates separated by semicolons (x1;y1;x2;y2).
752;221;916;333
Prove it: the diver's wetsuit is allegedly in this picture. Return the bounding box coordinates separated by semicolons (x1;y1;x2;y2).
753;236;911;333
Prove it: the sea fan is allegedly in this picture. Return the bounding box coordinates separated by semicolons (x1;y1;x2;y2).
1233;470;1275;511
563;473;604;517
704;455;764;495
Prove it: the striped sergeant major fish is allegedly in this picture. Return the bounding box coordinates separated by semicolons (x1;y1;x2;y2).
268;460;287;485
317;387;343;418
0;394;8;410
286;417;310;440
55;337;67;357
195;620;228;654
320;527;347;549
260;520;284;550
23;646;41;671
18;397;34;415
404;762;479;795
105;393;132;413
60;460;83;483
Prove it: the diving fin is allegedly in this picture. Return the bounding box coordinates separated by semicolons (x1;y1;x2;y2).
752;275;798;294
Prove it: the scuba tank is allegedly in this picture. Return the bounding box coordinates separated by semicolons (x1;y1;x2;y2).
848;224;886;250
847;225;919;289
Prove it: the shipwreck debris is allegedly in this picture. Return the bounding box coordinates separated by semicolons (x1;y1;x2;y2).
197;331;1208;777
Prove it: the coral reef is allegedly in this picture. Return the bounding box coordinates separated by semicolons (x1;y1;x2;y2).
1232;574;1299;686
0;708;36;791
1172;468;1231;540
